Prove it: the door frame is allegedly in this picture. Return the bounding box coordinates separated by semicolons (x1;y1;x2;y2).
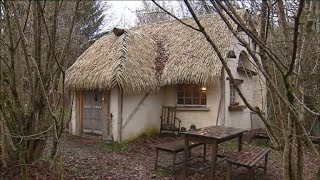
77;90;110;137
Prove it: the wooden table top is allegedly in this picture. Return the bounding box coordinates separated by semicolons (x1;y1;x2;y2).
180;126;247;140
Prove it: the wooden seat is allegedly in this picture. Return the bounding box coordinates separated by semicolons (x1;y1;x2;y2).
248;128;270;145
227;146;270;180
154;140;206;173
160;106;181;134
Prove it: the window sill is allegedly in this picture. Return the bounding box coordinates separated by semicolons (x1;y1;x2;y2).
176;106;210;111
228;105;247;111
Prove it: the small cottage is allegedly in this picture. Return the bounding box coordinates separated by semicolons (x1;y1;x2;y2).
65;14;266;142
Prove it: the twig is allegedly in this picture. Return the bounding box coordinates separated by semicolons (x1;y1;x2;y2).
285;0;305;78
151;0;201;32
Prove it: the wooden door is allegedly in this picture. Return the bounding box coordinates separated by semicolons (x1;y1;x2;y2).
83;91;103;135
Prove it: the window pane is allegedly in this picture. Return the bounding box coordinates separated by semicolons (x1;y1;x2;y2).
177;85;184;90
176;84;207;106
185;91;192;97
185;85;193;91
177;91;184;97
230;83;236;103
185;98;192;104
177;98;184;104
201;98;206;105
193;90;200;97
193;98;200;104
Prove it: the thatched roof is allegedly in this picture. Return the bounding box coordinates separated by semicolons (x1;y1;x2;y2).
66;14;235;93
133;14;233;86
65;30;158;93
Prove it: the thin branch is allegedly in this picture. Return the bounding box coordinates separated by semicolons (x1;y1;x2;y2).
13;0;31;52
222;0;287;76
0;55;12;72
11;2;58;123
285;0;305;77
59;0;81;68
151;0;201;32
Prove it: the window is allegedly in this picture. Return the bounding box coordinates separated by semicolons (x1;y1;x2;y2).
238;51;251;70
230;83;236;104
177;84;207;106
227;78;244;107
237;51;257;76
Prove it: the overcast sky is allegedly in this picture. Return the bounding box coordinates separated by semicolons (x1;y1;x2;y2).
102;1;142;31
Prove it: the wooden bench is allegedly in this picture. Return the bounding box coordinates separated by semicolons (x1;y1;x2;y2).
227;146;270;180
154;140;206;173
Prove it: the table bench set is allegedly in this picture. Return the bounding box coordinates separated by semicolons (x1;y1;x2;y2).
154;126;270;180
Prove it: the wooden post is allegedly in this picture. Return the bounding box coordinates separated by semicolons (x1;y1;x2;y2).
118;87;123;142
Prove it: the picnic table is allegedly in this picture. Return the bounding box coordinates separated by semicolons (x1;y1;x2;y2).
180;126;247;180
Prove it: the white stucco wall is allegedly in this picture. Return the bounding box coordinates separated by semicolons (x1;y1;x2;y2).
162;84;222;130
224;32;266;129
121;89;163;141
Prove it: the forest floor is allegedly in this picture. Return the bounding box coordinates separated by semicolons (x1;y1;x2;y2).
1;133;319;179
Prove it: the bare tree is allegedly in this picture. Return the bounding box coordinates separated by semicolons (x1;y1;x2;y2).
135;0;175;25
0;0;107;178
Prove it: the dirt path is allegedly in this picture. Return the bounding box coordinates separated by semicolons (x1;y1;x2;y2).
60;134;284;180
2;134;318;179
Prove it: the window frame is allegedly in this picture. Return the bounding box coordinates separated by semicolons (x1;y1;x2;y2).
228;78;245;106
230;83;236;104
176;84;207;107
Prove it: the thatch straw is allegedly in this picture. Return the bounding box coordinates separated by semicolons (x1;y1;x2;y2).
65;30;158;93
133;14;234;86
66;14;236;93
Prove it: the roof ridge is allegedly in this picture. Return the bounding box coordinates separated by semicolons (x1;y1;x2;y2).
112;32;129;90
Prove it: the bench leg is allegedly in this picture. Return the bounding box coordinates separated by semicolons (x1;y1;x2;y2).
155;149;159;171
264;153;269;175
248;167;254;180
227;162;232;180
172;153;176;174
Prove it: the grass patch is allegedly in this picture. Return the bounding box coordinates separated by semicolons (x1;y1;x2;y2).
125;127;160;141
156;168;172;177
136;128;159;139
250;139;269;148
101;141;129;153
220;139;238;150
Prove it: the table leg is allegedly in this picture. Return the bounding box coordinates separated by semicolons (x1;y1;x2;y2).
238;133;243;151
210;143;218;180
182;138;189;179
203;144;206;161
